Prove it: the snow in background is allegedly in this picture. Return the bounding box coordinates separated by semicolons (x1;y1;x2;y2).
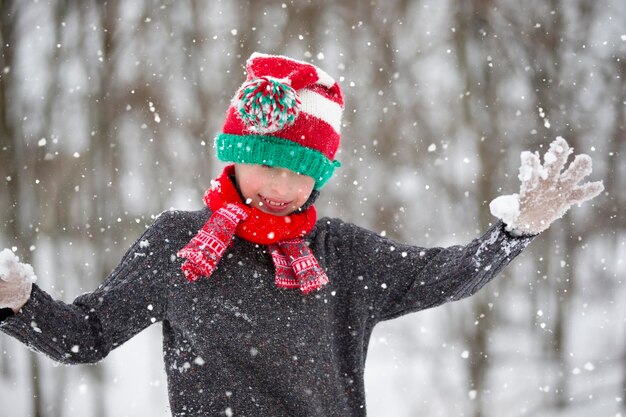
0;1;624;416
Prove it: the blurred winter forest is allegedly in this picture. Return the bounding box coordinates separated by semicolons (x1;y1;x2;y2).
0;0;624;416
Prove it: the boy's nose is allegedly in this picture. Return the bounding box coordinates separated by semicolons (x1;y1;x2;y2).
270;171;290;196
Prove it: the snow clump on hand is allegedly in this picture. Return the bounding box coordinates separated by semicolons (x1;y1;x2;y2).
0;248;37;311
489;194;520;229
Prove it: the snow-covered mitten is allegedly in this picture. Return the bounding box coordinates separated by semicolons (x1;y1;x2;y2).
489;137;604;236
0;249;37;312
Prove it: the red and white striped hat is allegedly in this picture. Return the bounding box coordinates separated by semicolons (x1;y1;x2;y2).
215;52;344;189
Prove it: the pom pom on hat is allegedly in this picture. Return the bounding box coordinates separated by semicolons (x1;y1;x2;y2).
236;76;301;134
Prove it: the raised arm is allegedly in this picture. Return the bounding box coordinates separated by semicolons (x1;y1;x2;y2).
326;138;603;324
0;212;176;364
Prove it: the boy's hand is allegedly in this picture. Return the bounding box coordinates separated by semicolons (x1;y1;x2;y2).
489;137;604;236
0;249;36;313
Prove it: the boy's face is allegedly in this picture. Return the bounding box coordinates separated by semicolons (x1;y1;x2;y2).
234;164;316;216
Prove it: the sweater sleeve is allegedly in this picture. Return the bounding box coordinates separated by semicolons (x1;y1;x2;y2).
323;219;535;323
0;212;177;364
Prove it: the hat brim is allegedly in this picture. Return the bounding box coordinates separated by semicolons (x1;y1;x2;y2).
215;133;340;189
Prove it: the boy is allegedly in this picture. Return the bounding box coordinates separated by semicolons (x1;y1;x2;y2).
0;52;603;416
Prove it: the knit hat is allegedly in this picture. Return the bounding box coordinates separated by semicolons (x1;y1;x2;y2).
215;52;344;189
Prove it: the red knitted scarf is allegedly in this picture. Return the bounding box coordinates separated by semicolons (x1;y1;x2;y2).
177;165;329;293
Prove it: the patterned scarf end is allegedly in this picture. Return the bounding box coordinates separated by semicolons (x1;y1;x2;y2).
299;273;329;294
181;262;202;282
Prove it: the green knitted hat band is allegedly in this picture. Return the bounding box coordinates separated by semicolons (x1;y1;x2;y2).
215;134;340;189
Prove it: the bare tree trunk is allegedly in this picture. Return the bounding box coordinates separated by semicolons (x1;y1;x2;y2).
451;1;500;416
364;1;408;240
83;3;120;415
0;0;16;381
0;2;44;416
550;226;572;409
611;58;626;416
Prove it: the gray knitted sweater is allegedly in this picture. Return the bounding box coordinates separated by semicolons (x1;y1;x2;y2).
0;208;533;416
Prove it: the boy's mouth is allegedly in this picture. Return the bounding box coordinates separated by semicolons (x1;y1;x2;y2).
258;194;292;212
